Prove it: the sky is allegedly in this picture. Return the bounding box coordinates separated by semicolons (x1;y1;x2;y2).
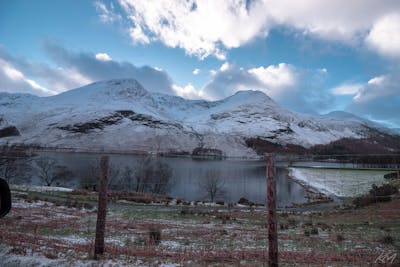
0;0;400;128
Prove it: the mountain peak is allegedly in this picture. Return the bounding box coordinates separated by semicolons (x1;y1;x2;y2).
222;90;277;108
92;79;149;98
228;90;274;102
50;78;151;105
233;89;269;97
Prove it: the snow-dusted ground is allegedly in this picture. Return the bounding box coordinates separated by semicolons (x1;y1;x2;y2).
0;245;158;267
289;167;389;197
0;79;394;157
2;188;399;266
12;185;73;193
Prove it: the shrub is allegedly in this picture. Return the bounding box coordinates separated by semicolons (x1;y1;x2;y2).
310;227;319;235
380;235;394;244
148;227;162;245
336;234;345;242
369;183;398;201
238;197;254;206
353;183;398;208
279;223;289;230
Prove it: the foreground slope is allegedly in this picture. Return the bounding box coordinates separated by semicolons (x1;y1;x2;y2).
0;79;399;157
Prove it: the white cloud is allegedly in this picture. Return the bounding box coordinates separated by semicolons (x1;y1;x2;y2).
219;62;231;72
0;57;55;95
331;83;363;95
192;68;200;75
199;62;331;113
172;83;201;99
367;75;385;86
248;63;298;93
324;71;400;127
43;41;175;94
209;69;217;76
95;53;113;61
365;13;400;58
318;68;328;73
214;50;227;61
103;0;400;59
95;1;121;24
347;71;400;127
0;43;174;96
201;63;300;100
3;63;24;81
265;0;384;42
329;75;397;103
129;26;150;44
117;0;270;59
353;74;398;103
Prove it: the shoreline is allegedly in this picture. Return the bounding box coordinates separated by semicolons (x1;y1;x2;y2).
286;169;338;209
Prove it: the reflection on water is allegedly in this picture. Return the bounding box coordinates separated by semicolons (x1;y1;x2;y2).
32;152;308;207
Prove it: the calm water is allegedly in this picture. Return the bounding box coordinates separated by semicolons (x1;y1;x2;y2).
31;152;308;207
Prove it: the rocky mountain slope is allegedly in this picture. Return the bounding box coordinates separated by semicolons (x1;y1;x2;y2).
1;79;399;158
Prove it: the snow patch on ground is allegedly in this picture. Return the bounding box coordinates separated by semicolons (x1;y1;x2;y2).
289;167;388;197
13;185;73;192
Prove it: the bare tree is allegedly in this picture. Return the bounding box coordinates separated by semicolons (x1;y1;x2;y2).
80;159;120;191
199;170;226;202
34;157;72;186
152;160;172;194
134;157;172;195
80;160;99;190
120;166;134;191
134;157;151;192
80;157;172;194
0;146;32;184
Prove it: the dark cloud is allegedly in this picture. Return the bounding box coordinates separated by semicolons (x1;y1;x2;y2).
43;41;174;94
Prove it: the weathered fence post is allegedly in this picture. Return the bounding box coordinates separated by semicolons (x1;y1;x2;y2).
94;155;109;258
266;154;278;267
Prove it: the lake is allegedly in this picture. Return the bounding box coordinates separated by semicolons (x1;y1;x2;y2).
25;152;394;206
30;151;308;207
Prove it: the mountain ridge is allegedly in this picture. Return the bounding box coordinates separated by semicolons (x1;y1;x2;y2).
1;78;399;158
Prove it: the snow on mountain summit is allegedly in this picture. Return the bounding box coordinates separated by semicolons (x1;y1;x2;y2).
0;78;399;157
49;79;153;106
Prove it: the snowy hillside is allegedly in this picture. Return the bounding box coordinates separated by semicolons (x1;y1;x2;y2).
0;79;399;158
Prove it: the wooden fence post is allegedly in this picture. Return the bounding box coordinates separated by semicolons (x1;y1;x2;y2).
266;154;278;267
0;178;11;218
94;155;109;258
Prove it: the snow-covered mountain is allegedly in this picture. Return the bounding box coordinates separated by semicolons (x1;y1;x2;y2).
1;79;399;158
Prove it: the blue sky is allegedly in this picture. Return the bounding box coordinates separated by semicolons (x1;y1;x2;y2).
1;0;400;128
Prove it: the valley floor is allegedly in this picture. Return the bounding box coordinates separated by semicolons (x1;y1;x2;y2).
0;187;399;266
